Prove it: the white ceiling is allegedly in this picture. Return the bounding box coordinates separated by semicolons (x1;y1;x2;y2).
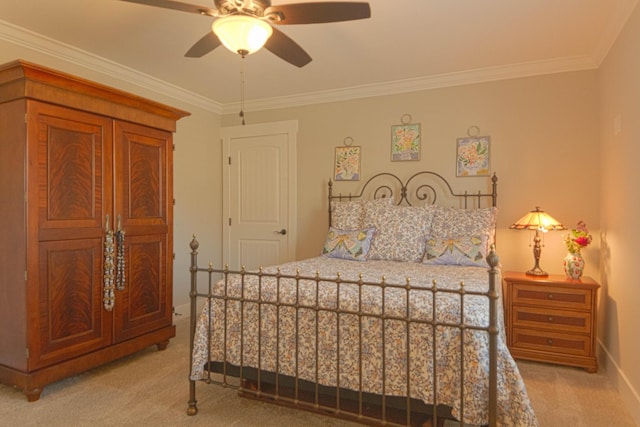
0;0;637;113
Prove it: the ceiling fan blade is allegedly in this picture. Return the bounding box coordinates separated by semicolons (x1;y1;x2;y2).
264;27;312;68
119;0;216;17
265;2;370;25
185;32;222;57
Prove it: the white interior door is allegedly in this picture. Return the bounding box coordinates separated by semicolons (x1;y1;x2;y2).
222;120;297;270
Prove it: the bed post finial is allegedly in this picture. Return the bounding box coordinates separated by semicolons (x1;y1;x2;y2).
190;234;199;252
486;244;499;268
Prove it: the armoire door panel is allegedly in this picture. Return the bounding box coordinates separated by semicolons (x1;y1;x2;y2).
30;101;113;238
115;121;170;228
32;239;112;370
113;234;171;343
129;141;162;218
46;126;94;220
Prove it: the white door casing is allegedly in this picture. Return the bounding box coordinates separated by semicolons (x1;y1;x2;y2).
222;120;297;270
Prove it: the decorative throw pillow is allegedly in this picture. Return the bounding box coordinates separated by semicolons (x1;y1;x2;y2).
321;227;376;261
331;197;393;230
423;235;490;267
363;204;436;262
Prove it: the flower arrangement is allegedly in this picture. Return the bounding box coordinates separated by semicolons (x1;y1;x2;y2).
564;221;592;254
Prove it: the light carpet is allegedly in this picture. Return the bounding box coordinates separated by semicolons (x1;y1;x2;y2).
0;316;636;427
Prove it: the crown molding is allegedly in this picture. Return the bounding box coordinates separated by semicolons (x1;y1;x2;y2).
592;0;639;66
0;19;222;114
3;3;634;117
223;55;599;114
228;0;639;114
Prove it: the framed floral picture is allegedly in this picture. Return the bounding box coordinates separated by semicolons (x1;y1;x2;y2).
456;136;490;176
334;145;361;181
391;123;421;161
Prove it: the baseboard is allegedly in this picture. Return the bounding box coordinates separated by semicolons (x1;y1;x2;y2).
597;338;640;425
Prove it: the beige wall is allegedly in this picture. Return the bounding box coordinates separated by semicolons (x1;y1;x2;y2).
599;2;640;424
224;71;601;277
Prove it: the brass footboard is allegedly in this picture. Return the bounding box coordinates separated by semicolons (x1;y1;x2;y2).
187;236;499;427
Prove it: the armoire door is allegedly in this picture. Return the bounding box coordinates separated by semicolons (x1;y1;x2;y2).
27;101;114;370
113;121;173;343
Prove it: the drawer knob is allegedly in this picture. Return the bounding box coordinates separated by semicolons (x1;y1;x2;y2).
547;339;554;345
547;293;554;299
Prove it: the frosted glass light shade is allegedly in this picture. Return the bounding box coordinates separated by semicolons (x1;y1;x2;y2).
212;15;273;55
509;207;565;231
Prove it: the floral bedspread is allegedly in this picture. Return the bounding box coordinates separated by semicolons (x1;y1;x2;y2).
190;257;538;427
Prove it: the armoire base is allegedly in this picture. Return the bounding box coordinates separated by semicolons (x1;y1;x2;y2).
0;325;175;402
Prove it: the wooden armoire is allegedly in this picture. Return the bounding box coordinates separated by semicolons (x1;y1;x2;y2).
0;60;189;401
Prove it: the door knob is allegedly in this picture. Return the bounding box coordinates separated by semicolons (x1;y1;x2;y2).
274;229;287;235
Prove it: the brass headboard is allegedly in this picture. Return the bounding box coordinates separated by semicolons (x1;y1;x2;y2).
328;171;498;226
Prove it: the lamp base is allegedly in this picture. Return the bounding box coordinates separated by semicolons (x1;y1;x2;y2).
526;267;548;277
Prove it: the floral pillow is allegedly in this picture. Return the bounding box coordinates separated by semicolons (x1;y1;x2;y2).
331;197;392;230
330;200;364;230
363;204;436;262
321;227;376;261
429;206;498;247
423;235;490;267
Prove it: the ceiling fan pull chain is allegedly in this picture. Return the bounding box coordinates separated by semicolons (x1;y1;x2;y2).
239;57;246;125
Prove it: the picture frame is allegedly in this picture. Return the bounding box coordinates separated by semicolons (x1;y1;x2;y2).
391;123;421;161
334;145;361;181
456;136;490;176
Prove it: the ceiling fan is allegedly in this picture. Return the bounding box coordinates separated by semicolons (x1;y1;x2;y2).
120;0;371;67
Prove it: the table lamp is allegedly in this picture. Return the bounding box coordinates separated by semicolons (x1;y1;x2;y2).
510;207;566;276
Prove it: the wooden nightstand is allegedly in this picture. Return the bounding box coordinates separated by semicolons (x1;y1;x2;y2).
503;271;600;373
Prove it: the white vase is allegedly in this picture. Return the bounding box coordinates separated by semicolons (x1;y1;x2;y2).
563;252;585;279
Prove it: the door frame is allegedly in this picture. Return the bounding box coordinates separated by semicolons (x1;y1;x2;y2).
221;120;298;266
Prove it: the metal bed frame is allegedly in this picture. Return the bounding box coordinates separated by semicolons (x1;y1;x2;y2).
187;171;500;427
328;171;498;214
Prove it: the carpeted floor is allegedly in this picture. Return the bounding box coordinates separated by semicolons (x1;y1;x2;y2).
0;315;636;427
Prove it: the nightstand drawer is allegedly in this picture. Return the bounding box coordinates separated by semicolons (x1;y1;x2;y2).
512;305;591;334
510;327;592;357
511;283;592;310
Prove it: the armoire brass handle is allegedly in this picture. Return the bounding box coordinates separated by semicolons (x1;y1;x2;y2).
103;214;115;311
116;214;126;291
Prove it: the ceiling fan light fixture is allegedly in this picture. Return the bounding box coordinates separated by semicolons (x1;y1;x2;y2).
212;15;273;56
